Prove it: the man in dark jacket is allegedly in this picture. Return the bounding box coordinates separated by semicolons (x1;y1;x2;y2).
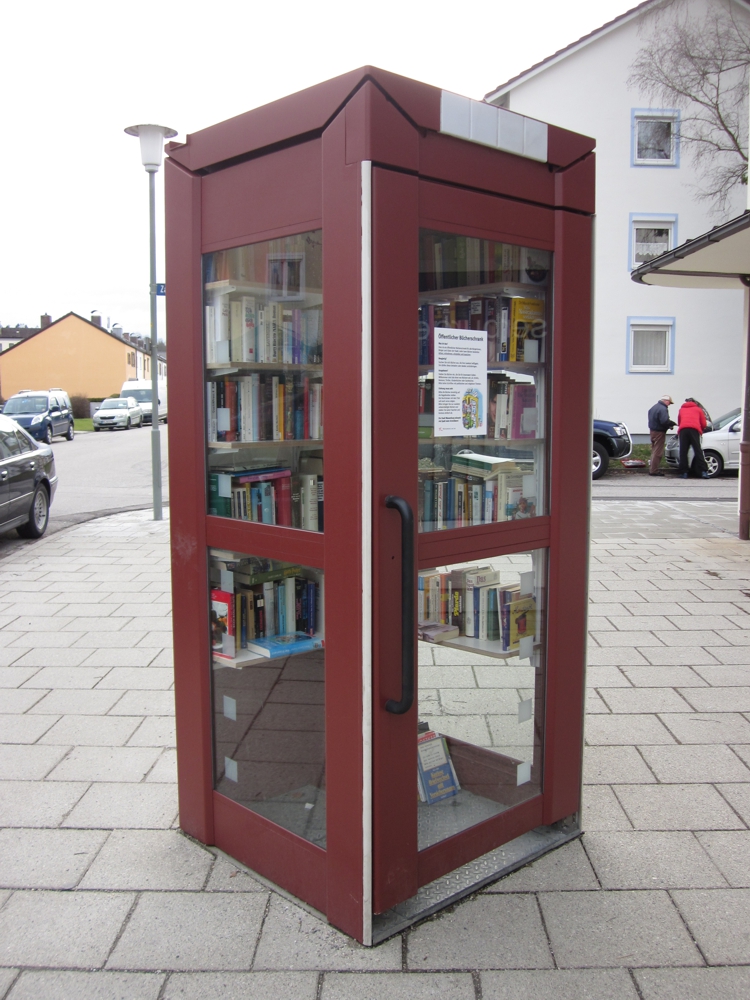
678;398;709;478
647;395;675;476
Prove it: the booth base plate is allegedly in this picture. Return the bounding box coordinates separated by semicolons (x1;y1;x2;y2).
372;819;580;944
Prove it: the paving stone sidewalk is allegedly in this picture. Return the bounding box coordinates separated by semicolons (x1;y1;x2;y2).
1;505;750;999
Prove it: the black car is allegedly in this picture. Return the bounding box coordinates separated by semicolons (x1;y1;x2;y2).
2;390;74;444
0;414;58;538
593;419;632;479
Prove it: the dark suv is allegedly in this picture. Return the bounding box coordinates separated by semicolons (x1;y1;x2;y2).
3;390;75;444
593;419;632;479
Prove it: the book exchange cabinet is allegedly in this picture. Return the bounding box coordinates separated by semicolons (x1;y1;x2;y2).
165;67;595;945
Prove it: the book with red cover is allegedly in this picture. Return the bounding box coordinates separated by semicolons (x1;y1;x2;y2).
224;380;238;442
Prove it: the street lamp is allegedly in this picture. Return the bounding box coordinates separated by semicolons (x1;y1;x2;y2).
124;123;177;521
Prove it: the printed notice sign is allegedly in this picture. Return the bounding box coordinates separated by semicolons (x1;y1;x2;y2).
434;328;487;437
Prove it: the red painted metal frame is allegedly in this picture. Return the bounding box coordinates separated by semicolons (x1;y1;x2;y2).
165;67;594;944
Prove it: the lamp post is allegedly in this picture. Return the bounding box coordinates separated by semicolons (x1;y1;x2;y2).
124;123;177;521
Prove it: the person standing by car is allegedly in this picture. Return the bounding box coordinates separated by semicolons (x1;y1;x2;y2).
678;397;709;479
647;394;675;476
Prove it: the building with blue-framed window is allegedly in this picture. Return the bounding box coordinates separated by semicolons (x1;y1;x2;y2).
485;0;748;437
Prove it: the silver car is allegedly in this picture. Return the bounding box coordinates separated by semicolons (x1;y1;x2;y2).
665;408;741;477
93;396;144;431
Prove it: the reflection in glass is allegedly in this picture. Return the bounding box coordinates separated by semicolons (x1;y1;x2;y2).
204;230;324;532
209;548;326;847
418;230;550;532
417;549;546;850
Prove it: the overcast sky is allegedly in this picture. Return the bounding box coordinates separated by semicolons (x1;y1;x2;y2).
1;0;635;337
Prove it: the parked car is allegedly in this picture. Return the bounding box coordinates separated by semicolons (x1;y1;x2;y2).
593;419;632;479
93;396;144;431
120;379;168;424
0;414;57;538
665;407;741;477
2;390;74;444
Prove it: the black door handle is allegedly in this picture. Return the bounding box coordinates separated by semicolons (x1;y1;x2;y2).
384;495;415;715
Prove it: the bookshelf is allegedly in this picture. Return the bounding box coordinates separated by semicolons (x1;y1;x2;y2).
165;67;593;946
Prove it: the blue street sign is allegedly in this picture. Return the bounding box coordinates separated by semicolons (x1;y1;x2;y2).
156;283;166;296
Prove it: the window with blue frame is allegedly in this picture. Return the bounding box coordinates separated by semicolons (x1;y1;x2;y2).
632;110;679;167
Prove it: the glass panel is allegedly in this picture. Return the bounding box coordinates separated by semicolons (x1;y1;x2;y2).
634;227;670;265
417;549;546;850
204;231;323;532
632;326;668;368
209;547;326;847
636;118;672;161
418;231;550;532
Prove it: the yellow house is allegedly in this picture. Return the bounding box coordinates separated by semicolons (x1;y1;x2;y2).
0;312;163;400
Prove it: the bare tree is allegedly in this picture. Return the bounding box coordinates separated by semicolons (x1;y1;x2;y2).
628;0;750;215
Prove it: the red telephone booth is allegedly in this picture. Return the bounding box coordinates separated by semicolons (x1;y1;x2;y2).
165;67;595;945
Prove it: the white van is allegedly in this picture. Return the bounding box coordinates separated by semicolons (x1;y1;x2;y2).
120;379;168;424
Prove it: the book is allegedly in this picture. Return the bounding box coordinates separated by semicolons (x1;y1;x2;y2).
464;567;498;637
211;589;235;659
509;595;536;648
244;632;324;658
509;383;538;440
417;731;460;805
418;621;460;643
510;298;545;362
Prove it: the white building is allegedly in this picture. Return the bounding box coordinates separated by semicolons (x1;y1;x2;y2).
485;0;749;437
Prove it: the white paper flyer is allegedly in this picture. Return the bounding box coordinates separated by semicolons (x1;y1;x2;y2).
434;327;488;437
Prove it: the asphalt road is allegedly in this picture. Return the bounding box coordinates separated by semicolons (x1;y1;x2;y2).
0;425;170;554
48;425;170;520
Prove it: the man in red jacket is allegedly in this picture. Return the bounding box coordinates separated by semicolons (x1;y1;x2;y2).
677;398;709;478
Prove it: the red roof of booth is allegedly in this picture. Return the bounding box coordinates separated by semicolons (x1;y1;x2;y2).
166;66;595;175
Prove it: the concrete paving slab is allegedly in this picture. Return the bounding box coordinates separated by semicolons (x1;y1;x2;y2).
0;890;134;968
19;665;111;686
614;783;744;831
639;648;721;666
539;890;702;968
0;970;17;998
62;781;178;829
80;830;212;890
481;969;639;1000
6;970;164;1000
406;895;553;970
694;831;750;887
582;831;727;889
678;686;750;712
27;689;125;716
0;690;47;713
145;748;177;781
81;648;159;667
126;716;176;747
0;828;108;889
321;972;474;999
585;647;650;665
583;746;656;784
597;688;693;714
0;781;87;827
39;715;142;747
0;714;59;744
47;746;161;783
581;786;634;830
639;744;750;783
108;691;175;716
634;967;750;999
716;783;750;825
0;667;40;687
95;667;174;690
619;665;707;686
107;892;268;971
163;972;318;1000
584;715;676;745
205;857;267;893
0;744;70;780
658;712;750;744
671;888;750;963
254;897;400;971
483;839;599;892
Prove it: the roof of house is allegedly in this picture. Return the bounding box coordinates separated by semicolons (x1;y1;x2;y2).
0;312;161;360
485;0;750;102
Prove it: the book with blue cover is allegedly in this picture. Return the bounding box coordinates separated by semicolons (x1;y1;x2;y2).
244;632;324;659
417;731;460;805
